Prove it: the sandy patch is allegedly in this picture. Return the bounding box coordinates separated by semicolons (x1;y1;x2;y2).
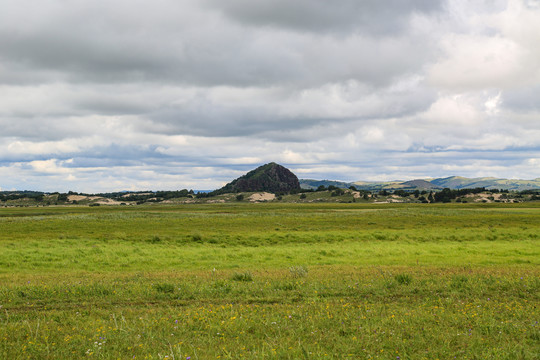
95;198;124;205
68;195;101;202
467;192;503;203
248;192;276;202
68;195;87;201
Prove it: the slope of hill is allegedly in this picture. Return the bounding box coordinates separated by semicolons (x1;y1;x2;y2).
299;176;540;191
351;181;403;191
216;162;301;194
299;179;354;190
400;179;442;190
431;176;540;191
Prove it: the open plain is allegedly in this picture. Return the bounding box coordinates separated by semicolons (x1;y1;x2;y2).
0;203;538;359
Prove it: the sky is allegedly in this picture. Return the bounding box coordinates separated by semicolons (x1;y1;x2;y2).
1;0;539;192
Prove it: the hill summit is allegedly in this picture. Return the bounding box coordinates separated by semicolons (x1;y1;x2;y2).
217;163;301;194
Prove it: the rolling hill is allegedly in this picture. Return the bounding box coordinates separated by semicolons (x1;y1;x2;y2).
300;176;540;191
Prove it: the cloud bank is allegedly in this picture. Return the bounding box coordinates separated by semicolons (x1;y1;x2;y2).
1;0;539;192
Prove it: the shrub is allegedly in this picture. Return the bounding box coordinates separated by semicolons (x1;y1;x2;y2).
231;272;253;282
394;273;413;285
154;283;175;293
191;233;202;242
289;266;308;278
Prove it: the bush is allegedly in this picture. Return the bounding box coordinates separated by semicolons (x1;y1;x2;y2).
231;272;253;282
394;274;413;285
236;194;244;201
331;189;345;197
154;283;175;293
289;266;308;278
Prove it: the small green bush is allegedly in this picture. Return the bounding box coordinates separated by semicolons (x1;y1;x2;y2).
289;266;308;278
231;272;253;282
154;283;175;293
395;273;413;285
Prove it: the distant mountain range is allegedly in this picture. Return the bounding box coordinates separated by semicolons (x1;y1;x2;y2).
300;176;540;191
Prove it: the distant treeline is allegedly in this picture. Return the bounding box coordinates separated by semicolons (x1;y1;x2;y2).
98;190;195;202
0;190;197;203
0;191;45;202
1;187;539;203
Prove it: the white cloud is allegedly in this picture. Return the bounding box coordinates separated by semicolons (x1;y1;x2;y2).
429;0;540;91
0;0;539;192
429;34;525;90
29;159;70;174
484;92;502;115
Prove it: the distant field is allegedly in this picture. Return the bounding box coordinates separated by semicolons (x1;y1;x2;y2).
0;203;538;359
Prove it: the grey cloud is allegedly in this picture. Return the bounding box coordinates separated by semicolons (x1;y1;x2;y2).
0;119;76;141
0;1;300;87
0;0;437;89
148;104;319;138
502;85;540;112
206;0;443;35
145;82;436;140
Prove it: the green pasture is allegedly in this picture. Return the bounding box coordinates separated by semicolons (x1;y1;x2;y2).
0;203;538;359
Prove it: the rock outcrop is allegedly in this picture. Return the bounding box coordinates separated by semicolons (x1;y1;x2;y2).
217;163;300;194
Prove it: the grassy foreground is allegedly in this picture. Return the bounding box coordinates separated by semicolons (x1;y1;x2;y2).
0;203;539;359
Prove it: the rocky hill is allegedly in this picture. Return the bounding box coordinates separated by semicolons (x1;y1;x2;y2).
216;162;301;194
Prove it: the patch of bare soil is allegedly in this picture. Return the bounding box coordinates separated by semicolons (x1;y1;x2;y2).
248;192;276;202
95;198;124;205
67;195;87;202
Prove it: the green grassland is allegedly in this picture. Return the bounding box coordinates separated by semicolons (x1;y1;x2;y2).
0;203;539;359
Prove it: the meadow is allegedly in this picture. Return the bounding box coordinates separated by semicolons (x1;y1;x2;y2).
0;203;538;359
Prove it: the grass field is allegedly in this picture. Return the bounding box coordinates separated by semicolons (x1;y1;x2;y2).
0;203;539;359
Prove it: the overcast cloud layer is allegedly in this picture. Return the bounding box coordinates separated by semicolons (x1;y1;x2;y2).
1;0;539;192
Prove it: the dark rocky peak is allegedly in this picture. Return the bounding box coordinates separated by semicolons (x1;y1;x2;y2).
217;162;300;194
